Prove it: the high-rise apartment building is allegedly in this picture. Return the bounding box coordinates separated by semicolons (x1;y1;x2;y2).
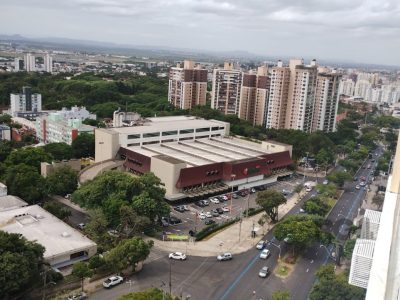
24;53;36;72
168;60;207;110
312;71;341;132
354;80;372;99
266;61;290;129
339;78;355;96
238;66;270;126
44;53;53;73
211;62;243;115
14;58;24;72
9;86;42;119
285;59;318;132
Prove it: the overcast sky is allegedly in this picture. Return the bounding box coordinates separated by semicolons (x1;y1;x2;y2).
2;0;400;65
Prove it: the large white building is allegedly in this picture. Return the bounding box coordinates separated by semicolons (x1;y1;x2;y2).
44;53;53;73
24;53;36;72
9;86;42;119
339;78;355;96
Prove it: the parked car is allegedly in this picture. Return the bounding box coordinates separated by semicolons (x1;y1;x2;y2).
221;195;228;201
161;218;169;227
211;210;219;217
67;292;88;300
168;216;182;225
353;176;358;181
77;223;85;230
259;249;271;259
199;213;206;220
355;185;361;190
217;252;233;261
250;188;256;194
322;179;329;185
360;181;366;187
216;207;224;214
282;189;289;196
103;276;124;288
169;252;187;260
205;219;216;225
232;193;238;199
202;200;210;206
222;206;230;212
256;240;266;250
195;201;206;207
305;186;312;192
174;206;185;213
182;205;189;211
210;198;220;204
299;208;305;213
205;212;213;218
258;266;270;278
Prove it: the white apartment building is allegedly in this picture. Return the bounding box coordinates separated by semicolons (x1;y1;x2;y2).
56;106;96;120
354;80;372;99
44;53;53;73
14;58;23;72
339;78;355;96
9;86;42;119
211;62;243;115
35;112;96;145
357;72;379;85
24;53;36;72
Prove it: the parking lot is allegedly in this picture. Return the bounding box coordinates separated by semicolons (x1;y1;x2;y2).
164;175;303;238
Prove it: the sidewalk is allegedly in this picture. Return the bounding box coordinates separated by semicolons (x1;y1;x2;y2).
149;190;306;257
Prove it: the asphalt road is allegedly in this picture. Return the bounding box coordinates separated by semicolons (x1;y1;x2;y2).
90;149;383;300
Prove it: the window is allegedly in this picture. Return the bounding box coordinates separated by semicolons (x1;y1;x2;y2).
196;127;210;133
143;132;160;138
162;130;178;136
127;143;140;147
142;141;159;145
211;126;220;131
128;134;140;139
179;128;194;134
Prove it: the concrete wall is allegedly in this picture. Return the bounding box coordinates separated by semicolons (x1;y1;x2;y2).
95;128;120;162
41;159;81;177
150;156;186;198
47;244;97;267
262;141;293;158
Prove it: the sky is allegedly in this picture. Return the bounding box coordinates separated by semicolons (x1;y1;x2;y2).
1;0;400;66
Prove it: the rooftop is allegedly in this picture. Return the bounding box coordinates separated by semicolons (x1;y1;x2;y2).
0;195;28;211
0;205;96;260
125;136;273;167
110;116;227;134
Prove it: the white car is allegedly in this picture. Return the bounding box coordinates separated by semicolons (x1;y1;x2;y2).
258;266;269;278
169;252;187;260
182;205;189;211
103;275;124;288
202;200;209;206
222;195;228;201
259;249;270;259
322;180;329;185
210;198;220;204
256;240;266;250
217;252;233;261
199;213;206;220
222;206;230;212
360;181;366;186
306;186;312;192
205;212;213;218
355;185;360;190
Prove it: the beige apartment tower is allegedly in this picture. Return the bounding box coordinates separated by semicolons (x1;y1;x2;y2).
239;66;270;126
168;60;207;110
266;60;290;129
312;71;341;132
211;62;243;115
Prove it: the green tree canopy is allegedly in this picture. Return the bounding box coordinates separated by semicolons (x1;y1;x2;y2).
71;133;95;158
0;141;13;162
3;147;53;172
327;171;352;188
0;231;45;299
256;189;287;222
4;164;46;204
302;197;330;216
269;290;291;300
43;201;72;220
45;166;78;196
43;143;73;161
105;237;153;272
72;262;93;292
309;264;366;300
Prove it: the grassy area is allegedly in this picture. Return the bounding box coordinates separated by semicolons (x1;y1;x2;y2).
274;260;295;279
167;234;188;241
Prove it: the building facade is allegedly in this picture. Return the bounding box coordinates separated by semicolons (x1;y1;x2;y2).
9;86;42;119
168;60;207;109
44;53;53;73
239;66;270;126
211;62;243;115
24;53;36;72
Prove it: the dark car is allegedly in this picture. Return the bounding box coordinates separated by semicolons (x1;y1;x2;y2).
174;206;185;213
205;219;216;225
188;230;197;237
211;210;219;217
232;193;238;199
353;176;358;181
168;216;182;225
215;207;224;214
195;201;206;207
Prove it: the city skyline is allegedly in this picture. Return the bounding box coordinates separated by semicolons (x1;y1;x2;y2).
1;0;400;66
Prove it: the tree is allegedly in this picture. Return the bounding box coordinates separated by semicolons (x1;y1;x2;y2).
43;201;72;220
43;143;73;160
0;231;45;299
118;288;179;300
4;164;46;204
315;148;334;166
84;209;114;251
294;184;303;200
256;189;287;222
72;262;93;292
302;197;330;216
372;194;384;210
269;290;291;300
309;264;366;300
3;147;53;172
327;171;352;188
274;215;322;253
0;141;12;162
315;183;337;198
105;237;153;273
71;133;95;158
45;166;78;196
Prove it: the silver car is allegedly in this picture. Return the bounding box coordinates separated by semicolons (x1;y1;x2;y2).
259;266;269;278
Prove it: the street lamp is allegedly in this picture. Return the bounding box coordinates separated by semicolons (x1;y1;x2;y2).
230;174;236;215
267;240;281;261
320;244;337;264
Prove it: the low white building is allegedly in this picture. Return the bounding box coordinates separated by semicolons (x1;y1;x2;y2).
9;86;42;119
0;205;97;268
56;106;96;121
